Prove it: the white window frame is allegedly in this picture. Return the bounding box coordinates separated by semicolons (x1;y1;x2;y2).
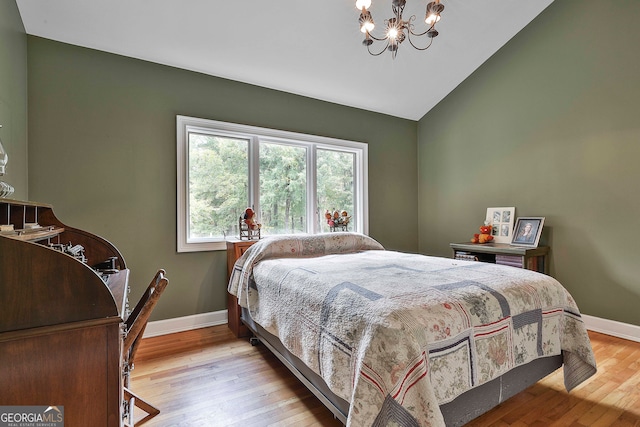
177;115;369;252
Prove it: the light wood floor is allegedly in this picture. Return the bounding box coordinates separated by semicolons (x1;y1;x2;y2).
131;326;640;426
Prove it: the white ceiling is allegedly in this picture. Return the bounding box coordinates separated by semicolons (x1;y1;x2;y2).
17;0;553;121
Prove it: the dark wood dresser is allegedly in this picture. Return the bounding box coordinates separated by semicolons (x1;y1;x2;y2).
0;198;129;426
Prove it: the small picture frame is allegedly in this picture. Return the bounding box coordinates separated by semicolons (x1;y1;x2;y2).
485;207;515;244
511;217;545;247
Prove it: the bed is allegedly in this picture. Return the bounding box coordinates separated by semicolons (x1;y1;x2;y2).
228;233;596;426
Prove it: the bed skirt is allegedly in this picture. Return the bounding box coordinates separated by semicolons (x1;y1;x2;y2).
241;307;563;426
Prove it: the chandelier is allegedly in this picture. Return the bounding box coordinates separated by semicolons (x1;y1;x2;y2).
356;0;445;58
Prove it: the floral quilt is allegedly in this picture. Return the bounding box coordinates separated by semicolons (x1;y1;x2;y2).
228;233;597;426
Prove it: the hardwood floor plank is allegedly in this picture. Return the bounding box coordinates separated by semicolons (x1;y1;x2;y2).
131;327;640;426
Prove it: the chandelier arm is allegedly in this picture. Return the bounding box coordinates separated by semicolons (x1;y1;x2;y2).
408;25;436;38
367;40;391;56
367;32;389;42
406;32;435;51
405;15;418;34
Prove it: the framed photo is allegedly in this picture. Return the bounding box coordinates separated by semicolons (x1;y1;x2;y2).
511;217;545;247
485;207;515;244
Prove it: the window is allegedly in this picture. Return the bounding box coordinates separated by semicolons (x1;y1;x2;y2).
177;116;368;252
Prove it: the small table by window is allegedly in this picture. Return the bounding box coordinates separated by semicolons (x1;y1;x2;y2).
226;239;259;338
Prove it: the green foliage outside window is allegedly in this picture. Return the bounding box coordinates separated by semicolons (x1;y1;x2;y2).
317;149;356;232
259;142;307;234
188;133;358;239
188;133;248;238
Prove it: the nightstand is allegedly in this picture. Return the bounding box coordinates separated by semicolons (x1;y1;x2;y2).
450;242;549;274
226;239;259;338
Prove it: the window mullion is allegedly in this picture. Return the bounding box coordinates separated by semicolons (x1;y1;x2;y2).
358;150;369;234
249;136;260;214
308;145;318;234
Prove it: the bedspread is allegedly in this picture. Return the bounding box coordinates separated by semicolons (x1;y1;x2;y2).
228;233;596;426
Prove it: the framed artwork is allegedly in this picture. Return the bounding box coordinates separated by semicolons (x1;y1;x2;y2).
511;217;545;247
485;207;515;244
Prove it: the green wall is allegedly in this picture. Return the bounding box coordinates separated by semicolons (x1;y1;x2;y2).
417;0;640;326
26;37;417;321
0;1;27;200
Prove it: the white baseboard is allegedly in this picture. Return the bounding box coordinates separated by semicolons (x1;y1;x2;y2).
582;314;640;343
143;310;228;338
142;310;640;344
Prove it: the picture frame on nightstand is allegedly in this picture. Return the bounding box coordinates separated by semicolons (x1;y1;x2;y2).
511;217;545;247
485;207;515;244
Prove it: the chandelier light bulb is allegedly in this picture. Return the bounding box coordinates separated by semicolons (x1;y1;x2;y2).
359;10;375;33
425;1;444;26
355;0;372;10
425;12;440;25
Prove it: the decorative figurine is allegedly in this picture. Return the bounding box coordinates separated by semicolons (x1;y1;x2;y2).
326;209;351;232
239;207;261;240
470;222;494;244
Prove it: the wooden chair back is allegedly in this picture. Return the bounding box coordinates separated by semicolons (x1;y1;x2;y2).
123;269;168;426
124;269;168;365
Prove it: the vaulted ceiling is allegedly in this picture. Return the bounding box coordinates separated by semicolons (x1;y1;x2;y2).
17;0;553;120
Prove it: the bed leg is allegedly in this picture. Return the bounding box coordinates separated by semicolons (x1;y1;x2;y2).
249;336;261;346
